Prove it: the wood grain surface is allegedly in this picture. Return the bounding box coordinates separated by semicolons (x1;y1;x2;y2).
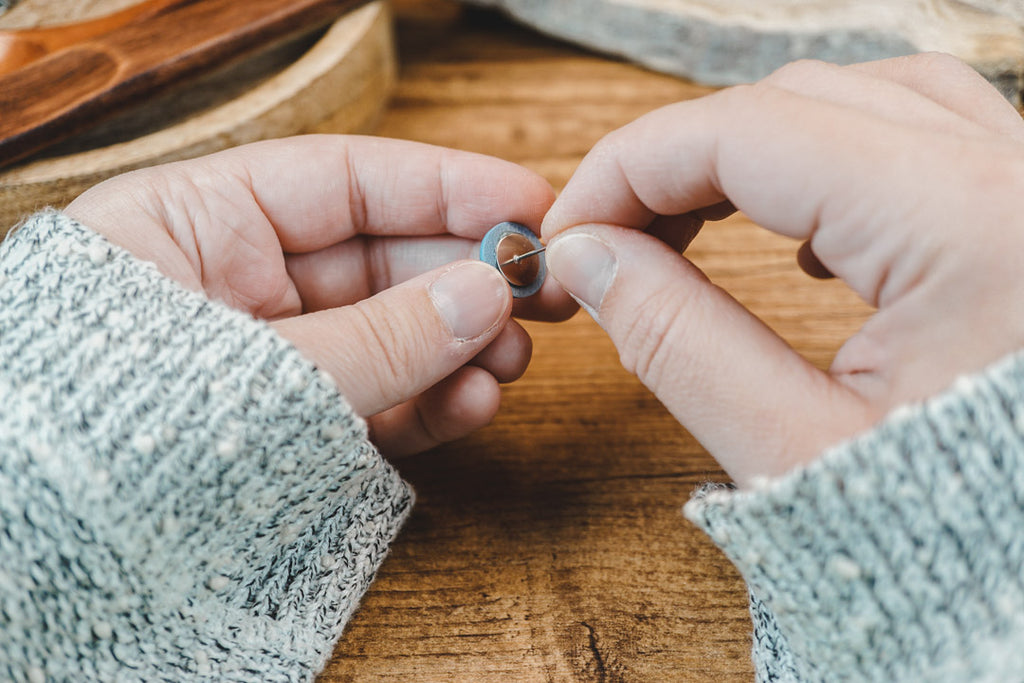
320;2;873;681
0;0;375;167
0;1;394;231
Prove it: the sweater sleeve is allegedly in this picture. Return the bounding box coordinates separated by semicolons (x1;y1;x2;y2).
0;211;413;682
684;349;1024;681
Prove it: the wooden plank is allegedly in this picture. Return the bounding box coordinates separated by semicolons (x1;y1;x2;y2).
0;0;375;168
464;0;1024;103
0;0;395;231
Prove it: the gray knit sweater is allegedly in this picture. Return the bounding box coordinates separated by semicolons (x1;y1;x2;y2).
0;213;412;681
3;211;1024;681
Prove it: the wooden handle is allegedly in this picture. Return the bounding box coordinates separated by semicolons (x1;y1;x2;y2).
0;0;370;169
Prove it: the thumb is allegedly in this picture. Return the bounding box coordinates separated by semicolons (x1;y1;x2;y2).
546;225;871;485
272;260;512;418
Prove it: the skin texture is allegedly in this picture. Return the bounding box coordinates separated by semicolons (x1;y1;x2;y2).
542;53;1024;487
66;135;577;457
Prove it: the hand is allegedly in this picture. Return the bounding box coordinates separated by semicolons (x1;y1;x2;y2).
541;53;1024;486
66;135;576;456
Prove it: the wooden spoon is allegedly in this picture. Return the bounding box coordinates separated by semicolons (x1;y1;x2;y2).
0;0;369;169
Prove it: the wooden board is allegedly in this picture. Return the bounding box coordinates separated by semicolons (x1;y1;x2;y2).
0;0;394;231
464;0;1024;104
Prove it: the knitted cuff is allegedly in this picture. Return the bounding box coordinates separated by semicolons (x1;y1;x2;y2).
684;350;1024;681
0;212;413;682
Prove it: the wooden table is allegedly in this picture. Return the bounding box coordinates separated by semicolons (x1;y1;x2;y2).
322;2;873;680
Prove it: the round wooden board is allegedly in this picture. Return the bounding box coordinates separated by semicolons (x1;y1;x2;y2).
0;1;395;231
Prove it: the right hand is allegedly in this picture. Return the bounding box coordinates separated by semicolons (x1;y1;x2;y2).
541;53;1024;486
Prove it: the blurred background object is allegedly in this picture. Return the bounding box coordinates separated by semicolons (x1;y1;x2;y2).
0;0;394;231
464;0;1024;105
961;0;1024;25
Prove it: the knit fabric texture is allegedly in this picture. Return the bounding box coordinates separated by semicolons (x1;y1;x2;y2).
685;349;1024;681
0;212;413;682
8;210;1024;682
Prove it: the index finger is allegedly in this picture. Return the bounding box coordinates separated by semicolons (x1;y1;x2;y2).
542;85;847;242
210;135;557;253
542;86;819;243
543;81;980;240
540;84;992;303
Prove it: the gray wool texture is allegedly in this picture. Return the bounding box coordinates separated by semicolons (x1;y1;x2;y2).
4;210;1024;681
0;212;413;682
685;350;1024;681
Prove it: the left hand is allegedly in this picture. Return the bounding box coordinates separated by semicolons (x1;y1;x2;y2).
66;135;577;456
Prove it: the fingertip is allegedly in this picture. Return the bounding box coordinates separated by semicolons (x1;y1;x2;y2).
521;169;558;223
544;227;621;316
447;151;556;237
419;366;502;443
274;259;514;419
471;319;533;383
429;260;513;341
512;273;580;322
540;202;566;243
540;191;591;244
367;366;502;458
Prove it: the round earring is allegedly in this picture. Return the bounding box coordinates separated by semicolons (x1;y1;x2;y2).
479;221;546;298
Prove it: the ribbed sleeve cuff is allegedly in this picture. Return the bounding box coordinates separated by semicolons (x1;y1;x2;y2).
684;350;1024;681
0;212;413;681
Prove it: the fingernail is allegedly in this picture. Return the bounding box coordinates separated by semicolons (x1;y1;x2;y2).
430;261;509;340
546;232;617;315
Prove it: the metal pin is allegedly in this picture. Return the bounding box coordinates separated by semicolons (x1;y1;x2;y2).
479;221;547;298
499;247;546;267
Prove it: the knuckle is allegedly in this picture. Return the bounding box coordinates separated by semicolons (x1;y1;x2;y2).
616;286;696;391
350;301;427;405
342;145;370;232
411;398;446;446
905;51;970;75
365;236;393;294
884;52;983;91
716;81;781;114
763;58;835;87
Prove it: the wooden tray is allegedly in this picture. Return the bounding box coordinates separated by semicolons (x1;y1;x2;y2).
0;0;395;231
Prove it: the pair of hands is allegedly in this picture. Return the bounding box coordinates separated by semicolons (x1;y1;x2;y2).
67;54;1024;485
